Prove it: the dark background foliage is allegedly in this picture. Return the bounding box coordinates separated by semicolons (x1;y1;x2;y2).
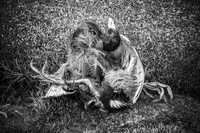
0;0;200;101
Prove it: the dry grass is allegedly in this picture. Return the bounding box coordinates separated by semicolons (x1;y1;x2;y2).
0;0;200;132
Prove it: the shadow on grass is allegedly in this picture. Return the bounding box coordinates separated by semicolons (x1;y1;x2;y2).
0;94;200;133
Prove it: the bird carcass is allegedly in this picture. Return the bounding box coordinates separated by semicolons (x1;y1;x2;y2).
93;18;173;112
30;21;110;108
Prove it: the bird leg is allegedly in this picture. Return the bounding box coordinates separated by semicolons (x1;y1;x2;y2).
30;60;100;99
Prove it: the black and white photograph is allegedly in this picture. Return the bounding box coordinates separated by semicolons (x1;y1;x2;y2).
0;0;200;132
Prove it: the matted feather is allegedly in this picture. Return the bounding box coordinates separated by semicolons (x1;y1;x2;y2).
109;100;129;109
104;70;136;91
68;22;110;82
103;33;145;104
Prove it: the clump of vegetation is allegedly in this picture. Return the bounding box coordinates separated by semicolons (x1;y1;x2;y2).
0;0;200;132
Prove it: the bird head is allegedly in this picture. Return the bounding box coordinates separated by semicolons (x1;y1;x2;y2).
71;21;104;53
102;18;121;52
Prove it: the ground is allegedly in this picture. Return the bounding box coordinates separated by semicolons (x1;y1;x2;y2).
0;94;200;133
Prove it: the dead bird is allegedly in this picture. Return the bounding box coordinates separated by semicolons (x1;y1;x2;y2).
69;21;111;109
92;18;145;112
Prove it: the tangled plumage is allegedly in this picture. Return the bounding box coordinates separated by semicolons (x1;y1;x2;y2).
30;18;173;112
68;22;110;81
67;18;146;111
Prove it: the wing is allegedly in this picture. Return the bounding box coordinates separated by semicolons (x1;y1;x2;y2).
103;35;145;104
120;35;145;104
